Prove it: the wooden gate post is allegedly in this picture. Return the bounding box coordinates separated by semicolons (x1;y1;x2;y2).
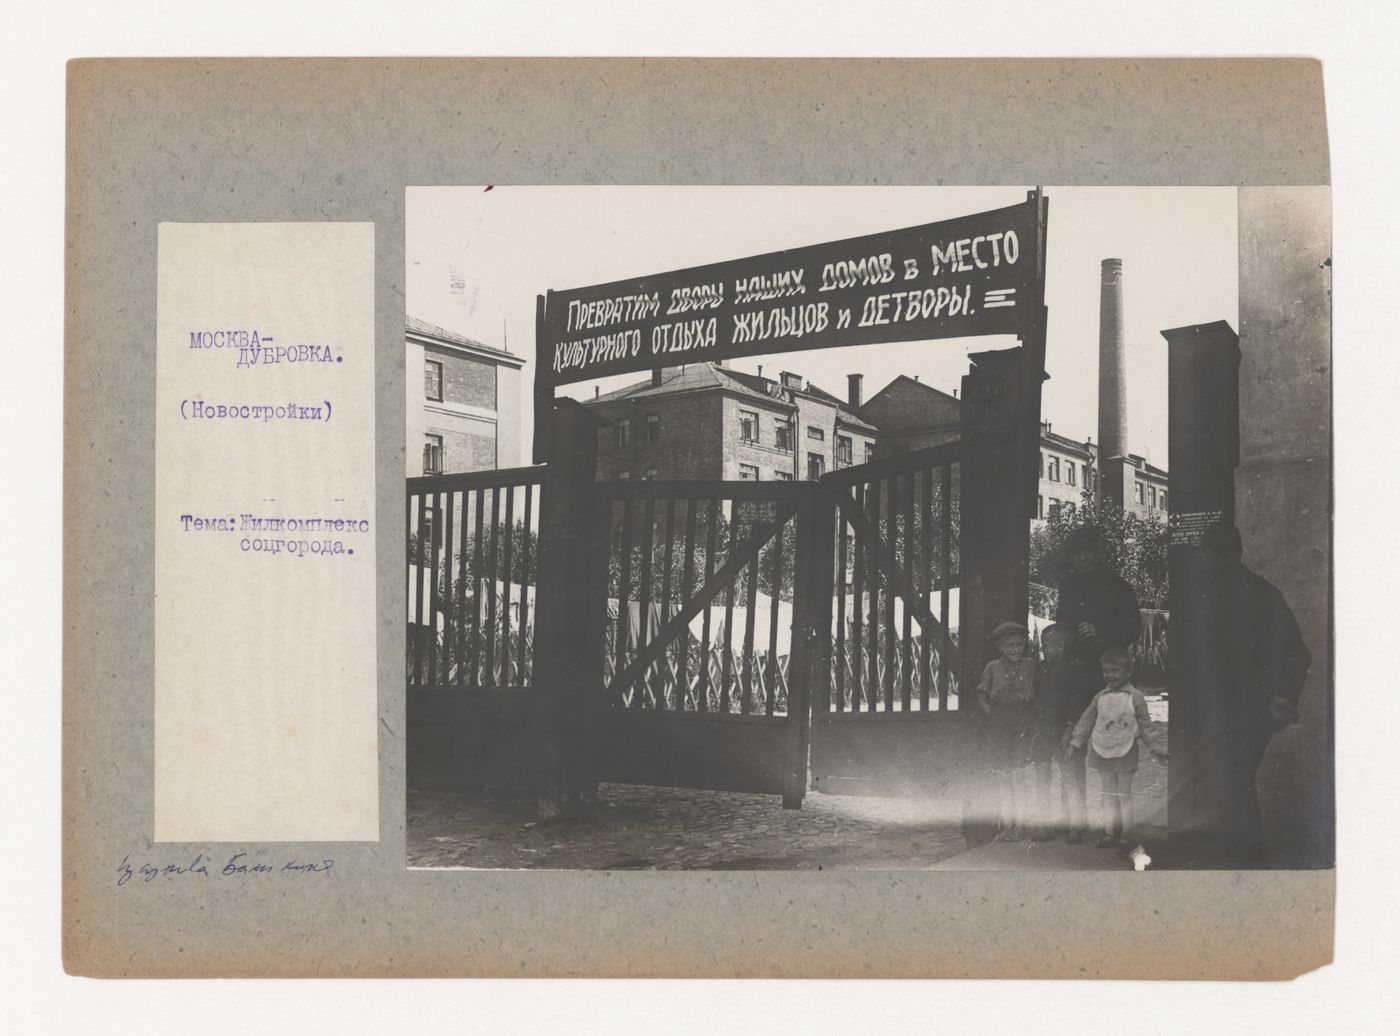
957;346;1037;845
959;346;1035;693
785;482;832;809
534;397;610;820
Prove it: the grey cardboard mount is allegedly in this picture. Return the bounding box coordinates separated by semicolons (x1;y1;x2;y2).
64;58;1331;978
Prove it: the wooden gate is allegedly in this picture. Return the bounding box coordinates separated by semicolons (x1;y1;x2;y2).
808;443;973;797
590;479;823;807
406;465;549;792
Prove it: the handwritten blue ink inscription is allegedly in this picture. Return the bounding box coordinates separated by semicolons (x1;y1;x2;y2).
117;852;334;887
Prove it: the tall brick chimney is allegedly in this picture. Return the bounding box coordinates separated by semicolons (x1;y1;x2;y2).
1098;258;1129;506
847;373;863;407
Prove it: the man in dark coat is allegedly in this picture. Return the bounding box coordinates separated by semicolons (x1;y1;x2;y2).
1197;521;1311;862
1053;525;1142;840
1055;525;1144;670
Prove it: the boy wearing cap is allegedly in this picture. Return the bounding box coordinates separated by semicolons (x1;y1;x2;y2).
977;620;1036;839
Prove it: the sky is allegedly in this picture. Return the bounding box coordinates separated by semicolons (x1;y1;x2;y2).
407;186;1238;466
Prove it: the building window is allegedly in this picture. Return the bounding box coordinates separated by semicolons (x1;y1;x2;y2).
644;466;658;481
1148;485;1157;508
1064;501;1076;517
836;435;853;466
1048;457;1060;482
614;523;624;550
738;463;759;481
1048;500;1061;519
1085;468;1095;492
424;359;443;402
1039;453;1045;478
1160;490;1167;510
807;425;824;441
865;443;876;464
420;504;442;553
1135;481;1145;504
775;419;793;450
617;418;632;446
1037;495;1044;519
1066;462;1076;487
775;471;794;481
646;414;660;443
739;409;759;444
807;453;825;480
423;433;443;475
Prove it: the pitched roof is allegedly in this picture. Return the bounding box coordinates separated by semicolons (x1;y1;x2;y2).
406;315;522;362
862;374;960;410
590;363;870;427
1041;426;1093;456
591;363;764;404
722;368;874;426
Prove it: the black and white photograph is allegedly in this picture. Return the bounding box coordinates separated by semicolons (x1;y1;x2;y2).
403;185;1331;872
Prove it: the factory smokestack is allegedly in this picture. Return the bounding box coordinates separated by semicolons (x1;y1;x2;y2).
847;373;863;407
1097;258;1128;506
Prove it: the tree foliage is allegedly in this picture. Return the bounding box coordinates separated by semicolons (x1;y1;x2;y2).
1029;491;1169;610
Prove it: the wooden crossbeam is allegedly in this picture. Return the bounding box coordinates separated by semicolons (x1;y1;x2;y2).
832;489;962;677
607;504;796;696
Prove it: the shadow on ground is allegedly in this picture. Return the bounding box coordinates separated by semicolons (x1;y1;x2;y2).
407;711;1179;872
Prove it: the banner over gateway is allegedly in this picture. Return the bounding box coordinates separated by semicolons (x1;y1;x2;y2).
536;197;1044;390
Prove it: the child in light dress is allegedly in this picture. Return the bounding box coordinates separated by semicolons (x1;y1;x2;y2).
1067;646;1168;848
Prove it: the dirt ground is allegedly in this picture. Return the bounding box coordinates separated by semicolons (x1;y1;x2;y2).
406;703;1170;871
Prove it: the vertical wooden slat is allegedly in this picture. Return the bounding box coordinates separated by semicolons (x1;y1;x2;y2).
501;483;515;682
867;477;881;710
850;482;866;711
517;482;533;685
920;467;934;709
698;497;719;711
614;495;635;706
484;487;500;687
455;490;468;687
901;471;915;710
767;520;784;716
834;500;848;713
470;488;484;686
428;492;443;685
442;490;455;686
883;476;897;711
940;463;953;711
720;500;740;713
636;496;655;706
678;498;697;709
658;497;676;709
834;495;845;708
741;515;760;714
410;490;423;685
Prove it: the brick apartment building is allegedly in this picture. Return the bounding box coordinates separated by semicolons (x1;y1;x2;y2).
853;374;1167;527
406;316;526;476
586;363;879;484
1036;422;1168;525
581;359;1168;528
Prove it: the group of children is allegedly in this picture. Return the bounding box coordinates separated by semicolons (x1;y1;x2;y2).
976;619;1168;849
